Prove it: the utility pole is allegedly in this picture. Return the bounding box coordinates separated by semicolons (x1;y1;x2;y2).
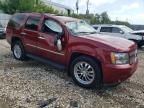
76;0;79;14
86;0;89;15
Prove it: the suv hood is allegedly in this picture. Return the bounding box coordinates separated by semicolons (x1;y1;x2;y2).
79;34;135;51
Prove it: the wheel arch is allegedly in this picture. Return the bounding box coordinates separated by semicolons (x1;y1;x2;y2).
11;37;22;50
68;52;103;83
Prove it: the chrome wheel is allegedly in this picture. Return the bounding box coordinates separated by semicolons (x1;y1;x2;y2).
13;44;22;59
74;62;95;85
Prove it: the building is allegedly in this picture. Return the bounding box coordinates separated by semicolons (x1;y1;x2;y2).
43;0;74;15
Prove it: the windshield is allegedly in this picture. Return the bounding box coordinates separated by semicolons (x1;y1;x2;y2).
121;26;133;33
66;20;96;35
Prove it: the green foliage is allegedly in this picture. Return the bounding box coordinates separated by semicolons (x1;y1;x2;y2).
111;20;131;27
70;12;111;24
0;0;36;14
0;0;58;14
71;12;130;26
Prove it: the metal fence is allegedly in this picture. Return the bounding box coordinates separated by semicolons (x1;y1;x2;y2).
0;13;11;27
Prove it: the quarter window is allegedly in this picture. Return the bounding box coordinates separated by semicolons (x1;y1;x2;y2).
8;14;25;28
25;16;40;31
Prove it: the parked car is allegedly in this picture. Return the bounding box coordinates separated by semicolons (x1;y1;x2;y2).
93;24;144;48
6;13;138;88
131;30;144;36
0;23;6;39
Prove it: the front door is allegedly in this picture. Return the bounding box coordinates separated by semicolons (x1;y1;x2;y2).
37;18;67;64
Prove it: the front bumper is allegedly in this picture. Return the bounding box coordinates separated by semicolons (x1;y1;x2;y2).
103;59;138;84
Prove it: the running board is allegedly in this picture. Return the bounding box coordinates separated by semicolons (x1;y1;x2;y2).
26;54;66;70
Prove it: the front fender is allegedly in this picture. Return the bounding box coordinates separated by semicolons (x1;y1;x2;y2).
66;45;105;65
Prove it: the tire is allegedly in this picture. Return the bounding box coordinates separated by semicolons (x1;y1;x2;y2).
12;40;26;60
70;56;102;88
138;44;143;49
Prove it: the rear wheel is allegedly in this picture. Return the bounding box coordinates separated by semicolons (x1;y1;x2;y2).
70;56;102;88
12;41;26;60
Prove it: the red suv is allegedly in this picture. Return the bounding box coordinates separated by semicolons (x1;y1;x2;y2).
6;13;138;88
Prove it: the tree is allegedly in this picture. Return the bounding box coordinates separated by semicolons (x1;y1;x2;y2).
0;0;57;14
100;12;111;24
0;0;37;14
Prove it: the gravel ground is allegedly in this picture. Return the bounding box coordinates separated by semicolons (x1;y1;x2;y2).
0;39;144;108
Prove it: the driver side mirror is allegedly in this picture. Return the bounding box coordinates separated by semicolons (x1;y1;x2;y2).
54;34;63;51
120;31;124;34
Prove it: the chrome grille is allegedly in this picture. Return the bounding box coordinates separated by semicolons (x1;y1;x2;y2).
129;49;137;64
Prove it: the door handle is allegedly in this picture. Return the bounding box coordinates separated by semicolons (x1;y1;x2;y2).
38;36;45;40
21;32;27;35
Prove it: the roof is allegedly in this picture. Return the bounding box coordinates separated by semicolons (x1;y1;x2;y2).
43;0;73;11
54;16;79;22
44;14;79;22
92;24;125;27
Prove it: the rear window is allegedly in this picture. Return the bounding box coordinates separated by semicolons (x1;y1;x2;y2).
100;27;112;32
7;14;25;29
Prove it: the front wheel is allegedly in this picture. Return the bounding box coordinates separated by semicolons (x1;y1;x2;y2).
70;56;102;88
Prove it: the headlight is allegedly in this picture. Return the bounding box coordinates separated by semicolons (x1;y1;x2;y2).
111;52;129;65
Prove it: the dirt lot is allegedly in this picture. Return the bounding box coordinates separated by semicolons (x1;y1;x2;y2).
0;39;144;108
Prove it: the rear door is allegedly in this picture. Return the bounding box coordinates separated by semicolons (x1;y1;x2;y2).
22;15;41;55
111;27;125;38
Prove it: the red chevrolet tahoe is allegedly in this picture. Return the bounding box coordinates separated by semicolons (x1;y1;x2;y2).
6;13;138;88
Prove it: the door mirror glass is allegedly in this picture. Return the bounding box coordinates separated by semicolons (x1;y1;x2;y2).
120;30;124;34
44;20;63;34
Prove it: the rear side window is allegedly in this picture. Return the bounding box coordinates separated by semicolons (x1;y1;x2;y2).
25;16;40;31
7;14;25;29
93;26;98;30
100;27;112;32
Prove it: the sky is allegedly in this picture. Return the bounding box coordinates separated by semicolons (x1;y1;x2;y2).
48;0;144;25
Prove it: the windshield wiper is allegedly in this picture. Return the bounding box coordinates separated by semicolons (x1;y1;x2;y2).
89;32;97;34
77;31;97;34
77;32;91;34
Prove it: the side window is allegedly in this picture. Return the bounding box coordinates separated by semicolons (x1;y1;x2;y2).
100;27;112;33
42;19;63;34
112;27;122;33
25;16;40;31
8;14;25;29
